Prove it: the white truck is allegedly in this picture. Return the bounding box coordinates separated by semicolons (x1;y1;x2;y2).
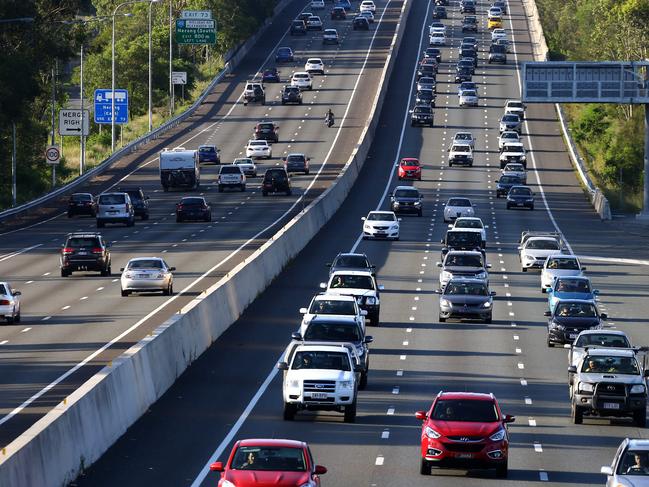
159;147;200;191
277;341;361;422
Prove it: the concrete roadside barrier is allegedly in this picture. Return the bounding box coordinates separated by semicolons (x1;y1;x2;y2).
0;1;413;486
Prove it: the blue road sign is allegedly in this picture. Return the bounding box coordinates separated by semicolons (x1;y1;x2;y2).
94;89;129;124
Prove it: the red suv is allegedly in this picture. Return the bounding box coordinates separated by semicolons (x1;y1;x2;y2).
210;438;327;486
398;158;422;180
415;392;514;477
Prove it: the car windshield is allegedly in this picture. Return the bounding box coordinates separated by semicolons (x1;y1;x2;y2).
455;219;481;229
234;159;253;165
445;282;488;295
249;141;267;147
509;102;524;108
446;232;482;247
504;164;524;171
460;83;476;90
455;134;472;141
526;239;559;250
304;322;361;341
98;194;126;205
575;333;630;348
287;155;305;162
231;446;306;472
324;29;337;34
67;237;99;248
509;187;531;196
221;166;242;173
292;351;351;371
309;299;356;315
431;399;498;422
401;159;420;166
258;123;274;130
367;212;395;221
330;274;374;290
504;145;524;153
394;189;419;198
555;278;591;293
617;451;649;475
547;258;579;270
445;254;483;267
278;48;291;55
414;106;432;114
419;77;435;85
463;90;477;97
581;356;639;375
199;146;215;153
128;259;163;269
502;133;518;139
447;198;471;207
555;302;597;317
500;176;519;184
432;33;444;38
503;114;519;122
307;58;321;64
72;194;92;202
452;145;471;153
418;91;433;99
265;171;287;181
334;255;369;268
181;197;205;206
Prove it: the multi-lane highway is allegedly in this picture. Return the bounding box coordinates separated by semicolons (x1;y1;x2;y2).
0;0;404;447
8;0;649;485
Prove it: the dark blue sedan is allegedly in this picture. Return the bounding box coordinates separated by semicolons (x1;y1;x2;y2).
262;68;280;83
275;47;294;63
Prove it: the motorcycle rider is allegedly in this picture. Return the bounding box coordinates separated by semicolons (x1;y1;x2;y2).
325;108;334;127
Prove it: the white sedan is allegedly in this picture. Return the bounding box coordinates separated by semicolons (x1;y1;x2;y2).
459;89;479;106
120;257;175;296
498;130;520;149
360;0;376;13
245;139;272;159
311;0;325;9
291;71;313;90
233;157;258;177
429;32;446;45
443;197;475;222
299;293;367;333
541;255;585;291
360;10;374;23
0;281;21;324
491;28;507;41
362;211;400;240
304;57;325;75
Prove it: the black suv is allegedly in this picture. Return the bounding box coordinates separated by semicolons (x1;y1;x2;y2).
441;229;484;257
432;5;447;18
410;104;434;127
390;186;424;216
281;85;303;105
60;232;111;277
262;168;291;196
331;7;346;20
462;16;477;32
67;193;96;217
455;66;473;83
460;0;476;13
424;47;442;63
254;121;279;143
489;44;507;64
118;187;150;220
290;19;307;35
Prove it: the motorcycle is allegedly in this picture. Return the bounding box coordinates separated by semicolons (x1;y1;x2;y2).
325;114;334;127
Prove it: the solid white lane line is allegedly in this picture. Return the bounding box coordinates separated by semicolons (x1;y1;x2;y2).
42;316;51;321
0;244;43;263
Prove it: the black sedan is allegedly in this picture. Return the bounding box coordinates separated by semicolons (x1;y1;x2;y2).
262;68;280;83
437;278;495;323
424;47;442;63
176;197;211;222
506;185;535;210
432;5;447;18
454;66;473;83
390;186;423;216
545;300;607;347
67;193;96;217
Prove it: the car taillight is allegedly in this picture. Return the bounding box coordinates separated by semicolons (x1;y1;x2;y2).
62;247;74;254
177;204;184;210
0;299;10;305
92;247;103;254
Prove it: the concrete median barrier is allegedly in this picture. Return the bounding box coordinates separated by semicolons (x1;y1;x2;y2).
0;0;412;486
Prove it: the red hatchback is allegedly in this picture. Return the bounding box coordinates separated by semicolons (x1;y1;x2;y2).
415;392;514;477
398;158;422;180
210;439;327;486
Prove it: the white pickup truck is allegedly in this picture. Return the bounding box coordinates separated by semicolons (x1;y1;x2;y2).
217;164;246;192
277;341;360;422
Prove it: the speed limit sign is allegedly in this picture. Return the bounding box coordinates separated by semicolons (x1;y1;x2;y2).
45;145;61;165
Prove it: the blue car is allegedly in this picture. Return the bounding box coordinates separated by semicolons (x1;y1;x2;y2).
335;0;352;10
544;276;599;312
262;68;280;83
275;47;294;63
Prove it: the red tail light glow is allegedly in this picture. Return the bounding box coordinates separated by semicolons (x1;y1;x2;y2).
0;299;10;305
62;247;74;254
92;248;103;254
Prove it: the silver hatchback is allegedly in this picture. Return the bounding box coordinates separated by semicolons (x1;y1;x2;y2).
96;192;135;227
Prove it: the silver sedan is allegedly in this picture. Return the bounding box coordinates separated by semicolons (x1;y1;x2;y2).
120;257;175;296
0;281;21;323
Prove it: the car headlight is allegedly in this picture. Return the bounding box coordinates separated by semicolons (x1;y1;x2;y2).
442;271;452;280
155;273;165;279
440;299;451;307
425;426;441;439
339;380;353;389
579;382;594;393
364;224;370;230
631;384;646;394
483;301;492;308
288;379;301;389
393;202;400;207
414;201;421;206
550;321;564;330
391;224;399;230
476;271;487;279
366;296;377;305
524;254;535;262
489;428;506;441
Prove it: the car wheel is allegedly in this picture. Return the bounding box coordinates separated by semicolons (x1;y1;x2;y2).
420;458;432;476
439;315;446;322
97;221;105;228
485;314;492;324
5;315;15;325
530;205;535;210
241;184;246;192
14;311;20;323
283;402;297;421
286;189;292;196
522;267;528;272
205;213;211;222
67;212;73;218
571;403;583;424
61;269;69;277
262;191;268;196
344;401;357;423
634;409;647;427
121;289;129;297
218;185;223;193
547;337;554;347
176;216;182;223
495;462;508;478
418;210;423;217
359;372;368;390
506;204;511;209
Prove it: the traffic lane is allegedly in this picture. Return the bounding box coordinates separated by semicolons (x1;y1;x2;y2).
74;0;426;484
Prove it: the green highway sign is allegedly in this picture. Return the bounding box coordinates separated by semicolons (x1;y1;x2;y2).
176;18;216;45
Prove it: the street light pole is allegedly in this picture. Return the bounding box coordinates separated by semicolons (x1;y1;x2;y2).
169;0;173;116
148;0;160;132
80;42;85;175
12;122;16;206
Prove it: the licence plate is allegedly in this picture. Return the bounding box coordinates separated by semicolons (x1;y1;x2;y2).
456;453;474;459
568;333;577;339
603;402;620;409
517;202;524;206
137;274;149;278
78;251;88;255
311;393;327;399
108;210;118;214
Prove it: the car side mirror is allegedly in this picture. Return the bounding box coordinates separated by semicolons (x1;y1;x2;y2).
600;313;608;320
409;110;413;114
503;414;515;424
563;344;572;349
644;370;649;378
600;466;613;476
291;332;303;340
319;282;327;289
436;262;442;267
398;218;402;222
314;465;327;475
415;411;427;421
486;263;492;268
299;307;308;314
568;365;577;374
440;239;445;244
12;291;21;296
210;461;224;472
434;289;442;294
447;224;453;228
361;310;368;316
361;217;366;221
517;246;522;250
593;289;600;294
120;267;125;272
364;336;374;344
378;285;385;291
581;266;587;271
490;291;497;296
543;311;551;317
541;287;548;293
276;361;288;370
